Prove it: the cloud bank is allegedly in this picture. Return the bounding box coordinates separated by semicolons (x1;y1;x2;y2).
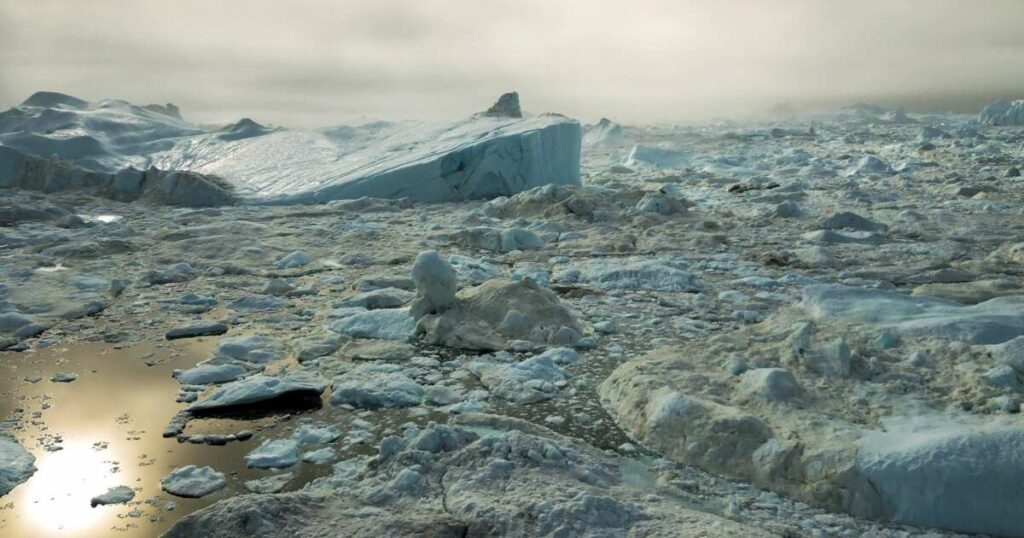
2;0;1023;126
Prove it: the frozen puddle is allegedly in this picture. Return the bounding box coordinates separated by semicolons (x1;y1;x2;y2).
0;341;337;537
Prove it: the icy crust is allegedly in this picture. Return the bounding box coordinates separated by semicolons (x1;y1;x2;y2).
164;419;771;538
0;92;582;205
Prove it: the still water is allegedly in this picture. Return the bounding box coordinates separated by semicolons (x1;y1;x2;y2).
0;339;325;538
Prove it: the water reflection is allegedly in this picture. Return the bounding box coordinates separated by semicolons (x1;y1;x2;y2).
21;441;123;533
0;340;240;538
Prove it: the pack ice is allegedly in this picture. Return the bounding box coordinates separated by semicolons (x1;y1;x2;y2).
0;91;581;205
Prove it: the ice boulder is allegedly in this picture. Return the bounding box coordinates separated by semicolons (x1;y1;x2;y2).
979;98;1024;126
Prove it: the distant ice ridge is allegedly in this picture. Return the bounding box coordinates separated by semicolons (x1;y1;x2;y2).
0;91;582;205
979;98;1024;126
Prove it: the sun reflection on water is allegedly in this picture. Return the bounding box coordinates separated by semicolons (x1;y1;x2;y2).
21;441;126;534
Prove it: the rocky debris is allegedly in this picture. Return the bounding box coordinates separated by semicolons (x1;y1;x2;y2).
90;485;136;507
7;92;1024;537
0;435;35;496
161;465;227;498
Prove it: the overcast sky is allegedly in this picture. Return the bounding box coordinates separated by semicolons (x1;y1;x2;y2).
2;0;1023;127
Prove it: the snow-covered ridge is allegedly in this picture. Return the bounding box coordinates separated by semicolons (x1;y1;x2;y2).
0;91;582;205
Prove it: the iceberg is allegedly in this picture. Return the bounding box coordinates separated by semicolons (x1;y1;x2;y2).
0;92;582;205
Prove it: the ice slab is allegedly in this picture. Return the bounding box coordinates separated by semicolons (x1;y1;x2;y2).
802;284;1024;344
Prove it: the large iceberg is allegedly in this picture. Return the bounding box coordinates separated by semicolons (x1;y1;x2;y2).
0;91;582;205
